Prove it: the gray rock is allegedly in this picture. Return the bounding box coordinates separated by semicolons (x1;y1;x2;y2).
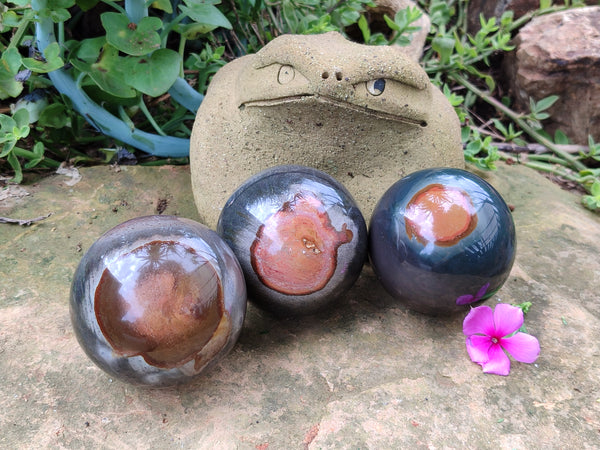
467;0;539;32
504;6;600;144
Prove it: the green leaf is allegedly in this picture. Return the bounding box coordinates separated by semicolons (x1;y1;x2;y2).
590;180;600;197
150;0;173;14
2;10;22;29
0;48;23;99
72;36;106;63
75;0;99;11
1;47;22;74
48;0;76;9
38;0;75;22
554;129;569;145
21;42;65;73
582;193;600;211
514;301;532;315
71;43;137;98
453;31;465;55
7;150;23;184
357;14;370;42
429;0;451;28
11;93;49;123
178;2;232;33
24;142;45;169
432;35;455;64
535;112;550;121
122;49;181;97
12;108;30;129
6;0;30;6
534;95;559;113
0;114;17;132
383;13;400;32
492;119;507;136
102;12;162;56
38;103;70;128
337;7;360;27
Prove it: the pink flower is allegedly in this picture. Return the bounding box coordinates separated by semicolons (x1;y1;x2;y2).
463;303;540;376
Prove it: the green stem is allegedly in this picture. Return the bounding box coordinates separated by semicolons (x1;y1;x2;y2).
138;98;167;136
160;12;187;47
499;152;582;184
178;36;187;78
57;20;65;48
452;73;587;172
98;0;127;15
526;154;570;165
507;4;582;32
12;147;61;168
8;17;31;49
424;50;495;75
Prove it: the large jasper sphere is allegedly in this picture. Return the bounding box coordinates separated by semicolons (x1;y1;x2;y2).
217;165;367;316
70;216;247;386
369;168;516;315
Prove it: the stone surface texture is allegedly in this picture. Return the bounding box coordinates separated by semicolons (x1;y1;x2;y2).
1;163;599;448
504;6;600;144
467;0;539;32
190;32;463;229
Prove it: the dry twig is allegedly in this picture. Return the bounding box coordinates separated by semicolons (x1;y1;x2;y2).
0;213;52;226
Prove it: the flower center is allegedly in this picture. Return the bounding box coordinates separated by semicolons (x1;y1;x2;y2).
491;337;499;344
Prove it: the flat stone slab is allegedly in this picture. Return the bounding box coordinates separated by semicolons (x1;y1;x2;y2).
1;163;599;448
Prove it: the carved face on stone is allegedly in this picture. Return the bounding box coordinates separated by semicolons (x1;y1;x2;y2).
191;32;463;228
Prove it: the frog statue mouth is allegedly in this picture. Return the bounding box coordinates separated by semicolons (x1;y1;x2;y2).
236;32;433;128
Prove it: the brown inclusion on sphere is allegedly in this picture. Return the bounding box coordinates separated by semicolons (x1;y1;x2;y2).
94;240;230;370
250;193;353;295
405;184;477;247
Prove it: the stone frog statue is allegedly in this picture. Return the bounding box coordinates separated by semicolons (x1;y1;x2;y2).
190;32;463;227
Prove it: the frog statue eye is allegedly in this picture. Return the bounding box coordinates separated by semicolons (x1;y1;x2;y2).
366;78;386;96
278;65;295;84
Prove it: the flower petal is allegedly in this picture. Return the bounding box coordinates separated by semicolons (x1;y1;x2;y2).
480;343;511;376
463;305;495;336
475;282;490;299
466;335;492;363
501;332;540;363
456;294;475;305
493;303;524;337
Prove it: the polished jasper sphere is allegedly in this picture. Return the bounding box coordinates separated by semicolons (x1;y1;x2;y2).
217;165;367;316
70;215;247;386
369;168;516;315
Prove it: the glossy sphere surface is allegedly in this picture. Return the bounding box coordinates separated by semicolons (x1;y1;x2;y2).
217;165;367;316
70;216;247;386
369;168;516;315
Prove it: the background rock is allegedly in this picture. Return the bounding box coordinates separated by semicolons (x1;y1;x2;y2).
503;6;600;144
467;0;539;32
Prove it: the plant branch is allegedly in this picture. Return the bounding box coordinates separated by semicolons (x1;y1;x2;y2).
492;141;589;155
451;73;587;172
0;213;52;226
